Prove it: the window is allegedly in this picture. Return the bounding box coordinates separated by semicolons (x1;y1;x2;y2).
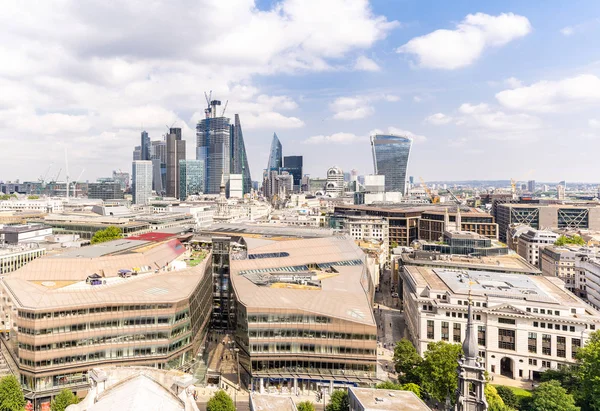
452;312;456;318
557;336;566;358
476;315;481;321
446;312;450;317
441;322;449;341
529;358;538;366
478;326;486;346
527;307;531;312
528;332;537;353
453;323;462;343
498;318;516;325
533;322;539;327
542;360;551;368
562;325;568;331
498;329;516;350
542;334;552;355
555;311;560;316
572;338;581;359
570;326;575;332
427;320;435;339
541;309;546;314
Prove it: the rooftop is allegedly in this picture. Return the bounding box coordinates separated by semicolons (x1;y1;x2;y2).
230;236;376;325
400;252;540;274
201;223;336;240
349;387;431;411
249;394;297;411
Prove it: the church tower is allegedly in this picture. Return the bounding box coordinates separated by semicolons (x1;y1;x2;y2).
455;294;488;411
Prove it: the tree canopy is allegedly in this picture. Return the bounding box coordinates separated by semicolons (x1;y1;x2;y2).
0;194;17;200
326;390;349;411
376;381;421;398
51;389;79;411
297;401;316;411
393;338;422;384
555;234;586;246
206;390;235;411
494;386;519;410
485;385;514;411
574;331;600;410
530;380;579;411
0;375;25;411
417;341;462;403
91;226;122;244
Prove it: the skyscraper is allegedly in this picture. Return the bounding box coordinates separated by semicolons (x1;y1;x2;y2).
179;160;204;200
196;100;230;195
283;155;303;192
267;133;282;170
133;146;141;161
370;134;412;195
141;130;150;161
230;114;252;195
166;128;185;198
527;180;536;193
132;161;153;205
151;140;167;194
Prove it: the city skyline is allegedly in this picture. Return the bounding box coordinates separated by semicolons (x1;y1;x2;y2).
1;1;600;183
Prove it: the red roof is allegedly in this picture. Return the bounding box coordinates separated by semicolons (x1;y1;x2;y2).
127;232;176;242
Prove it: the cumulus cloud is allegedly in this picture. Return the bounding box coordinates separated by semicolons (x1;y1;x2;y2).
457;102;542;137
560;27;575;36
329;93;399;120
426;113;453;125
397;12;532;69
504;77;523;88
559;19;600;36
304;132;364;144
495;74;600;112
354;56;380;72
0;0;398;179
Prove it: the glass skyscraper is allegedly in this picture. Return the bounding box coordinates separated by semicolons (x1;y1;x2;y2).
283;155;303;192
370;134;412;195
267;133;282;170
230;114;252;195
196;116;230;195
140;130;150;161
179;160;204;200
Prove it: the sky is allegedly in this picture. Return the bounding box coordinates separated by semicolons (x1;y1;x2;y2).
1;0;600;184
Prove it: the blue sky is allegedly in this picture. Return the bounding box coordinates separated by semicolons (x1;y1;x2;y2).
1;0;599;183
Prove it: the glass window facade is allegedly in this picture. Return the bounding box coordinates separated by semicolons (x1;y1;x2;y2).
179;160;204;200
370;134;412;194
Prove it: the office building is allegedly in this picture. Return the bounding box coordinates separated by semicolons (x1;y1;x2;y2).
88;181;124;201
370;134;412;195
196;100;230;195
230;114;252;195
132;160;153;205
151;140;167;194
0;199;64;213
0;224;52;245
496;203;600;242
132;146;141;161
348;387;430;411
0;238;213;406
231;236;378;392
364;175;385;193
283;155;303;192
141;130;150;161
0;246;46;275
229;174;243;199
325;166;344;198
557;184;566;200
527;180;536;193
178;160;204;200
421;231;508;257
166;128;186;198
516;228;559;266
540;246;593;297
267;133;282;170
401;265;600;381
111;171;129;191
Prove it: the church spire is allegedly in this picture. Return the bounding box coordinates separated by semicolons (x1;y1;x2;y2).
462;291;478;361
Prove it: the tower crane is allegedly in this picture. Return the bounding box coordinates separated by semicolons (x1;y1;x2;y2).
420;177;439;204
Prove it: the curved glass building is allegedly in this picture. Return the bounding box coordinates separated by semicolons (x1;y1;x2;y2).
370;134;412;195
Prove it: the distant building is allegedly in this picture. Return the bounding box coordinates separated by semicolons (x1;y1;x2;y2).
528;180;536;193
364;175;385;193
229;174;243;199
178;160;204;200
516;228;559;266
557;184;566;200
0;224;52;244
267;133;282;170
166;128;185;198
132;145;141;161
88;181;125;201
283;155;303;192
370;134;412;195
151;140;167;194
197;101;231;194
0;246;46;275
230;114;252;195
111;171;129;191
132;160;153;205
540;246;591;297
140;130;150;161
325;166;344;198
421;230;508;257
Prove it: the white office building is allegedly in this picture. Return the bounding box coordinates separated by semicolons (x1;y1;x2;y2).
0;199;63;213
401;265;600;381
517;228;559;266
132;161;153;205
325;166;344;198
229;174;243;199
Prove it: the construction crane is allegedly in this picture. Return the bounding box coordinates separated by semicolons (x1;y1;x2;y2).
37;164;53;194
204;90;213;118
70;169;85;198
53;168;62;182
420;177;440;204
221;100;228;117
446;188;462;205
510;178;517;199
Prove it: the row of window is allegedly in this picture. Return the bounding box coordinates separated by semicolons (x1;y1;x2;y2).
18;304;175;319
17;313;189;336
247;315;331;324
250;343;375;356
248;329;376;341
251;360;376;376
445;311;482;321
18;331;174;351
528;333;580;359
526;307;562;316
436;322;487;346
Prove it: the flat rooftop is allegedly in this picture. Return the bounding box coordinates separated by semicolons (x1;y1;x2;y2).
51;239;150;258
349;387;431;411
250;394;296;411
401;252;541;274
201;223;336;239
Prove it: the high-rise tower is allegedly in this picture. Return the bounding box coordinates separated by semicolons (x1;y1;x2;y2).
267;133;282;170
370;134;412;195
132;161;153;205
230;114;252;195
196;97;231;195
166;127;185;198
141;130;150;161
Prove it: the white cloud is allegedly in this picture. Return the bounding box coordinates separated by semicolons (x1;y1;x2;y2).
495;74;600;112
457;102;542;137
397;12;532;69
354;56;380;72
413;96;422;103
426;113;453;125
559;19;600;36
504;77;523;88
304;132;364;144
329;93;399;120
370;126;427;143
560;27;574;36
590;119;600;128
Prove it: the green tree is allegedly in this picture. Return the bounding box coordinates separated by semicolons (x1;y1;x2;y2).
297;401;316;411
0;194;17;200
555;235;586;246
575;331;600;410
91;226;122;244
540;367;579;394
391;241;399;249
326;390;349;411
417;341;462;403
400;383;421;399
530;380;579;411
376;381;403;390
485;385;513;411
51;389;79;411
494;386;519;410
393;338;422;384
206;390;235;411
27;195;39;200
0;375;25;411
